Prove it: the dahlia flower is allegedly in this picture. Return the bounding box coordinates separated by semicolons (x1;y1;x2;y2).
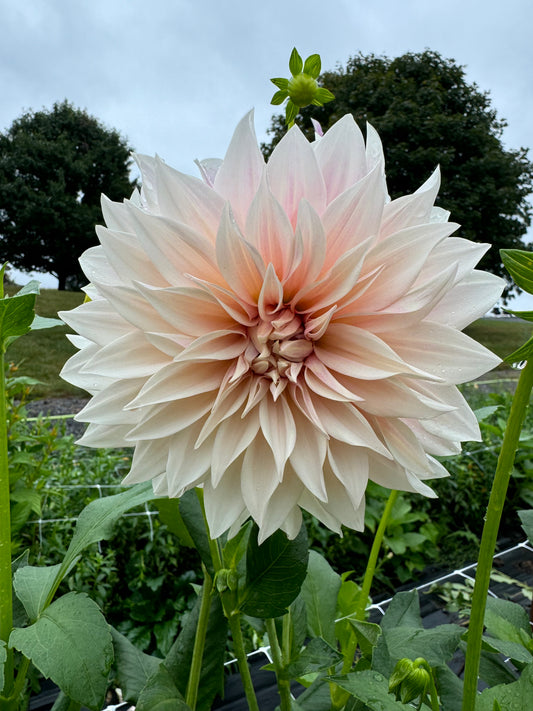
60;112;503;542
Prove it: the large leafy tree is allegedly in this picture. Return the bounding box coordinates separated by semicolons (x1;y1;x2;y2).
263;50;533;297
0;101;136;290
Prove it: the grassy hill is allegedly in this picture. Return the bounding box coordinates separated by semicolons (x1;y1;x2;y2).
4;287;532;399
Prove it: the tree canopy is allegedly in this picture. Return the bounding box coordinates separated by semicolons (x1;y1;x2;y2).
263;50;533;297
0;101;136;290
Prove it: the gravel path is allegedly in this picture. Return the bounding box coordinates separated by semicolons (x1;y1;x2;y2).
24;396;90;438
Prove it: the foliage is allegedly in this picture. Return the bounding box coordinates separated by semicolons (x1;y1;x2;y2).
0;101;136;289
262;50;533;297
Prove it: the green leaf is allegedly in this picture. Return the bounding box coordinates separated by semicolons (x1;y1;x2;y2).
382;624;464;667
136;664;191;711
156;498;195;548
9;593;113;711
293;676;334;710
519;509;533;544
270;77;289;90
286;637;342;678
474;405;501;422
434;664;464;711
303;54;321;79
31;314;64;330
178;489;214;576
289;47;303;76
285;100;299;126
301;550;341;646
475;661;533;711
0;640;5;693
238;523;308;618
330;669;410;710
503;334;533;364
382;590;422;631
110;627;161;703
0;291;37;351
484;597;532;644
482;636;533;665
501;249;533;295
223;519;253;569
165;591;227;710
13;563;64;621
503;308;533;323
348;619;383;659
14;482;155;614
271;90;289;106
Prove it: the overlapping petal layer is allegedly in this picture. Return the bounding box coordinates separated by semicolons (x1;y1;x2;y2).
60;112;504;541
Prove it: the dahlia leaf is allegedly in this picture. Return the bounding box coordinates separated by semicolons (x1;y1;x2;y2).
238;522;308;618
110;627;161;703
519;509;533;546
0;640;5;692
501;248;533;295
285;637;341;678
31;314;63;330
135;664;190;711
0;289;37;351
156;498;195;548
178;489;214;576
223;519;253;569
504;308;533;322
315;87;335;104
285;100;299;126
329;670;408;709
9;593;113;711
475;663;533;711
303;54;321;79
289;47;303;76
503;334;533;364
301;550;341;646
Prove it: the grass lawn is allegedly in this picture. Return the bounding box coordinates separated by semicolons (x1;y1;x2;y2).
4;284;532;398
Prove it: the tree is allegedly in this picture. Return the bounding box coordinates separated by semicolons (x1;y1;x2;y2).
0;101;136;290
263;50;533;297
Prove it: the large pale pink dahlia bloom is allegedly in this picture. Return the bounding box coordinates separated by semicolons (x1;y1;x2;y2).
60;112;503;542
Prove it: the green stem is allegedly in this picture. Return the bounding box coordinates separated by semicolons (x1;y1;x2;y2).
185;564;213;710
355;489;398;623
462;358;533;710
266;618;292;711
0;349;14;699
228;613;260;711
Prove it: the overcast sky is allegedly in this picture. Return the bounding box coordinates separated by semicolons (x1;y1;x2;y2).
2;0;533;305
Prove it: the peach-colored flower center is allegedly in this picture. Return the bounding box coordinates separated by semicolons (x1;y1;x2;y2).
248;308;313;386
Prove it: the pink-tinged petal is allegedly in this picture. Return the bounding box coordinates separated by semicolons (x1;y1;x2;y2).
430;206;451;223
428;271;505;329
287;404;328;501
211;408;261;486
304;355;363;402
166;423;212;496
321;164;385;271
356;222;458;311
195;157;223;188
311;118;324;138
213;111;265;229
288;382;328;434
259;396;296;479
76;378;144;425
196;378;251;446
96;226;169;287
216;203;265;305
122;440;167;485
256;467;304;543
175;329;247;363
379;167;440;240
91;282;183;334
283;200;327;299
144;332;189;358
377;417;436;477
101;194;137;232
60;342;113;394
134;283;234;336
133;154;159;211
125;202;221;286
364;124;386;182
241;434;280;525
421;237;490;282
385;322;501;383
409;382;481;442
154;156;225;239
257;264;284;321
245;174;296;280
403;419;462;456
80;331;171;378
267;125;327;226
312;397;391;457
279;507;304;540
315;323;433;380
76;423;131;448
126;395;213;440
314;114;367;202
204;456;247;539
127;360;226;408
366;451;429;495
60;300;132;346
190;276;259;326
79;246;122;286
292;241;369;314
327;441;369;509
